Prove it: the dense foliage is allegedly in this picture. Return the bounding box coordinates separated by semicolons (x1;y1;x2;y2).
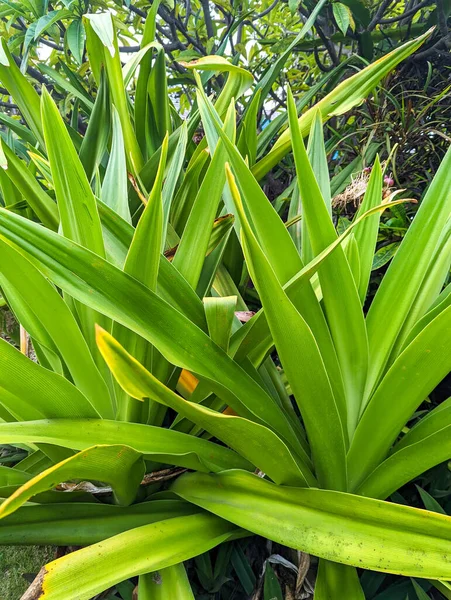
0;2;450;600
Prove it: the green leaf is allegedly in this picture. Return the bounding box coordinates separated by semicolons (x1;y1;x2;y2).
288;0;299;14
0;236;112;418
348;304;451;491
354;156;383;301
197;93;345;418
0;209;302;452
203;296;236;353
0;336;98;421
66;19;85;65
41;87;104;257
0;419;252;473
226;165;346;490
253;31;432;180
416;486;446;515
0;139;59;230
26;514;242;600
139;563;194;600
96;326;312;486
333;3;351;35
287;87;367;436
0;445;145;518
85;12;144;175
315;561;364;600
264;562;283;600
0;500;199;545
34;9;70;41
0;38;44;146
173;470;451;579
79;68;111;182
101;106;131;223
372;242;399;270
365;126;451;399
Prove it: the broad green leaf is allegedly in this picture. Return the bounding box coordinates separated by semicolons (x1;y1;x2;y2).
26;514;242;600
66;19;85;65
0;445;144;518
371;241;399;270
101;106;131;223
0;139;59;230
0;38;44;146
333;2;351;35
203;296;236;353
0;500;199;545
96;326;313;486
33;9;70;41
0;236;113;418
226;166;346;490
288;87;367;436
173;470;451;579
0;337;98;420
253;31;431;180
348;304;451;491
139;564;194;599
315;561;364;600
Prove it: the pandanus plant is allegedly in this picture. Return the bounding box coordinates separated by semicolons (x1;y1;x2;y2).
0;11;449;599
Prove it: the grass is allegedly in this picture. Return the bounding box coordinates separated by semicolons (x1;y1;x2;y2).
0;545;56;599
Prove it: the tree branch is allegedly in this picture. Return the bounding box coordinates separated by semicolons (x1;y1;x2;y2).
379;0;434;24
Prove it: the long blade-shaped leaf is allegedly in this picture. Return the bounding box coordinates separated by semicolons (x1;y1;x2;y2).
0;38;44;146
139;564;194;600
226;166;346;490
0;236;112;418
348;304;451;491
172;470;451;579
0;419;252;473
23;514;242;600
252;31;430;180
0;445;144;517
287;87;368;436
0;139;59;230
96;326;313;486
0;210;301;453
0;337;98;421
365;145;451;397
0;500;199;546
